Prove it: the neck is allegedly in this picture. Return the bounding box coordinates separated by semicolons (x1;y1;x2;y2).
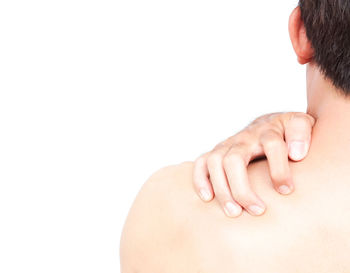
305;63;350;159
306;63;350;121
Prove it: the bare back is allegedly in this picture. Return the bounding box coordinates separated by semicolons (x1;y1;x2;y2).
120;142;350;272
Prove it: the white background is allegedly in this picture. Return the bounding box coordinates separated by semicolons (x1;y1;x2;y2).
0;0;306;272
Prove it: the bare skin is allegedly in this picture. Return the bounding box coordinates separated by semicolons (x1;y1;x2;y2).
121;155;350;272
121;67;350;272
121;73;350;270
120;7;350;273
193;112;315;217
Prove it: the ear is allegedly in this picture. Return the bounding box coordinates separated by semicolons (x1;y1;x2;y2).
289;7;314;65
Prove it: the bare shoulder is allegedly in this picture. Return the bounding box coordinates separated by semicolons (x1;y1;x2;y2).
119;160;286;272
120;158;350;272
120;161;197;273
119;159;289;272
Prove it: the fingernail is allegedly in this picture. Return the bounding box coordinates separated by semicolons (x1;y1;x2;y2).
278;185;292;195
289;141;308;161
248;205;265;216
199;188;212;201
224;202;242;217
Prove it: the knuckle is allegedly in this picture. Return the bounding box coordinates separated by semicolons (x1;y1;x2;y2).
265;112;285;126
251;112;286;129
261;129;283;145
195;152;209;165
264;137;283;150
194;154;205;165
293;116;309;125
207;152;223;167
265;138;282;150
213;140;227;150
292;112;308;119
290;112;315;127
223;152;243;168
251;112;276;124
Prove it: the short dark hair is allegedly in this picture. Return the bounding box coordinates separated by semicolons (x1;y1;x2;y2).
299;0;350;95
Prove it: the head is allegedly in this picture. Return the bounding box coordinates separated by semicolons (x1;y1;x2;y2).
289;0;350;97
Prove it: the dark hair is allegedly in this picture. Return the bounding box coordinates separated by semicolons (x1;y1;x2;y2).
299;0;350;95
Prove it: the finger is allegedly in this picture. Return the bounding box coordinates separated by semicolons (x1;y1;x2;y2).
284;113;315;161
207;149;242;218
193;153;214;202
260;130;294;195
223;144;266;216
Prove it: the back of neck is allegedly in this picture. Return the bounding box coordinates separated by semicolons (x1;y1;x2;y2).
305;63;350;160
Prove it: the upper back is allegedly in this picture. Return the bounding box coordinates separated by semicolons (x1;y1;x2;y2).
121;155;350;272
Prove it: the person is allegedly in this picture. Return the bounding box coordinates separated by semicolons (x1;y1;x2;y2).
120;1;350;272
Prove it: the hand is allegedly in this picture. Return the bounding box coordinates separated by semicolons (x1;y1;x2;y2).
193;112;316;217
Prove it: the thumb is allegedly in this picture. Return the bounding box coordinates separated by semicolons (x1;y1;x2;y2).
284;113;315;161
